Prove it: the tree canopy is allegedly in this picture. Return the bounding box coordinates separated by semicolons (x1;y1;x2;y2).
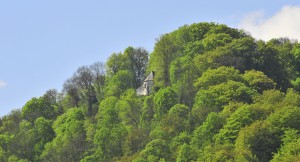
2;22;300;161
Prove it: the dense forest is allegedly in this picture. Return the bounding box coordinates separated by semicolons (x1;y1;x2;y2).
2;22;300;162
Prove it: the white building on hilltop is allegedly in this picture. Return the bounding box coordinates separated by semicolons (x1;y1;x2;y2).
136;71;154;96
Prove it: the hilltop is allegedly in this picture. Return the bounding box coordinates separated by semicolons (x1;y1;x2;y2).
1;22;300;161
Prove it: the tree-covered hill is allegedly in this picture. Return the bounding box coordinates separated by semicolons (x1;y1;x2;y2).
2;22;300;161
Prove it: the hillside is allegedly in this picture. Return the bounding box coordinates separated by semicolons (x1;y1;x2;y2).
2;22;300;161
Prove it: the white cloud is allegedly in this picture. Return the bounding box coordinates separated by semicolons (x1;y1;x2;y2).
238;6;300;41
0;81;7;88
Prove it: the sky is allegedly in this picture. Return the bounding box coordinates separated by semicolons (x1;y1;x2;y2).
1;0;300;117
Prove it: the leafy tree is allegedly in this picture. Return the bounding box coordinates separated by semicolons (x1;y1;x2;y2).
123;47;149;88
106;47;148;88
266;106;300;133
41;108;87;162
73;66;96;116
215;104;268;144
63;63;106;116
191;112;223;149
193;80;256;112
169;132;191;156
117;89;142;129
184;40;204;57
123;128;148;156
7;155;19;162
0;147;5;162
8;121;35;161
106;52;125;76
105;70;134;98
243;70;276;93
149;34;180;87
0;109;22;134
291;77;300;91
267;38;299;80
252;89;284;108
202;33;232;51
160;104;190;138
92;97;127;161
0;133;12;157
137;139;170;161
194;66;244;90
188;22;216;41
197;144;236;162
43;89;59;106
153;87;178;118
220;102;247;120
254;40;290;91
140;95;155;131
4;22;300;162
170;56;198;107
21;97;56;122
235;121;280;162
205;23;247;39
90;61;106;103
176;143;198;162
194;37;257;74
63;76;81;108
271;129;300;162
279;88;300;108
33;117;55;160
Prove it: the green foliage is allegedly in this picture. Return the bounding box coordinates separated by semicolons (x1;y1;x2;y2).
106;52;126;75
170;56;198;107
140;95;155;130
123;46;149;88
176;143;198;162
194;80;256;111
8;120;36;161
202;33;232;51
235;121;280;162
153;87;178;118
243;70;276;93
123;128;148;157
215;105;268;144
160;104;190;138
279;88;300;107
41;108;86;162
92;96;127;160
194;66;244;89
267;106;300;132
271;129;300;161
197;144;236;162
93;124;127;160
4;22;300;162
97;96;119;122
268;38;300;80
0;109;22;134
107;47;148;88
149;33;181;87
138;139;170;161
33;117;55;160
253;89;285;106
191;112;223;149
194;37;257;74
106;70;134;97
8;155;19;162
169;132;191;155
255;40;290;91
22;97;56;122
291;77;300;91
117;89;142;129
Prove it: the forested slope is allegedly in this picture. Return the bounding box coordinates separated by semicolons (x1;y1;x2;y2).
2;22;300;161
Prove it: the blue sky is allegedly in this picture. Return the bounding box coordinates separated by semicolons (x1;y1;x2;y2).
1;0;300;116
